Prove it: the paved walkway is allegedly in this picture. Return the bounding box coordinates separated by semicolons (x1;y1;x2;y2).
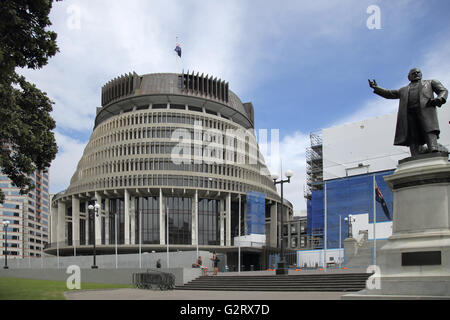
65;288;346;300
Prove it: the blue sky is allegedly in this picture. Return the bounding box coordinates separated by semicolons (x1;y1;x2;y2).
18;0;450;212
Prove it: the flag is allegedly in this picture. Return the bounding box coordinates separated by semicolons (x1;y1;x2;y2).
174;43;182;57
375;183;390;220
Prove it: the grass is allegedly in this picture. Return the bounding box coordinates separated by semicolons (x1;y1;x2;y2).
0;277;133;300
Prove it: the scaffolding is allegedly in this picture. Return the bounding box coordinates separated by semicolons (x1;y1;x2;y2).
304;131;323;200
309;228;323;250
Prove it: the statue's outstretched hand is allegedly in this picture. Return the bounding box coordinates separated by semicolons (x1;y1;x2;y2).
368;79;378;89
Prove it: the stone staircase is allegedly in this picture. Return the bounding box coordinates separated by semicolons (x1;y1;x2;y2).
175;273;371;292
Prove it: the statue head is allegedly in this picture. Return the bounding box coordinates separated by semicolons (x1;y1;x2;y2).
408;68;422;82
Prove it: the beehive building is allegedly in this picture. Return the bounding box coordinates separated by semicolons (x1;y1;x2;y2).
46;71;293;269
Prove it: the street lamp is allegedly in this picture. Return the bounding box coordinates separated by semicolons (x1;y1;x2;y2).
3;220;10;269
344;215;355;238
88;202;101;269
271;169;293;275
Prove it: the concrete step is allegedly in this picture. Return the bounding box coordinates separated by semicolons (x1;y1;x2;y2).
181;279;367;284
192;274;369;280
175;273;371;292
176;286;364;292
192;275;369;280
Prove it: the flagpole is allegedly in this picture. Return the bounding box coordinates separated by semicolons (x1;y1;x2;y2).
324;181;327;272
166;205;169;269
339;214;342;269
175;36;181;74
373;175;376;267
238;194;241;274
195;190;199;260
175;36;178;73
139;208;142;269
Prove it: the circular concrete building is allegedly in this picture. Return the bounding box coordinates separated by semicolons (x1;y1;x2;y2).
47;71;292;269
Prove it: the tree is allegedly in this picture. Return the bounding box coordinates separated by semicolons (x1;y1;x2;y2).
0;0;60;203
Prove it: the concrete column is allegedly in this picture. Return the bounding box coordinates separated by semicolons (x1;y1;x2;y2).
226;193;231;246
105;197;110;244
95;192;102;245
130;195;136;244
220;199;225;246
192;190;198;246
50;205;58;244
159;189;165;245
124;189;130;245
270;202;278;247
72;196;80;249
57;200;66;246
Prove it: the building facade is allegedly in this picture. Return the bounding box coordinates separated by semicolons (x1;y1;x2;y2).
1;170;50;259
46;71;292;267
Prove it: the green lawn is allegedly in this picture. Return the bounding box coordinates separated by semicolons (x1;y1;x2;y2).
0;277;133;300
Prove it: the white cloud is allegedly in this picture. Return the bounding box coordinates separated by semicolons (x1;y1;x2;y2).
260;130;310;212
49;131;86;194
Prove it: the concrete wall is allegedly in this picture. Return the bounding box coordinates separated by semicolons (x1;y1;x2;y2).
0;250;210;286
0;250;213;270
0;267;202;287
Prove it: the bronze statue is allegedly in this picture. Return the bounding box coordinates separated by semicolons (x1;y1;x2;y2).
369;68;448;156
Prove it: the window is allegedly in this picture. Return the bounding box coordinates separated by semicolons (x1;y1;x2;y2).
166;197;192;245
134;196;159;244
198;199;219;245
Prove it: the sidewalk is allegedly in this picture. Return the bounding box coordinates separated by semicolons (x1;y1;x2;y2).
64;288;346;300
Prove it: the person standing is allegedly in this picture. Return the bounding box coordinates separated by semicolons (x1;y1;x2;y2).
211;251;220;276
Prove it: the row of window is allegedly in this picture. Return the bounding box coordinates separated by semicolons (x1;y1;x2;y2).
79;146;261;185
80;157;270;188
91;109;248;154
93;124;256;148
95;109;236;140
0;180;49;190
84;129;259;169
0;214;48;231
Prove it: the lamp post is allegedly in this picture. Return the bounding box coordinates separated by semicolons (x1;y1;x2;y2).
88;202;101;269
3;220;10;269
271;169;293;275
344;215;355;238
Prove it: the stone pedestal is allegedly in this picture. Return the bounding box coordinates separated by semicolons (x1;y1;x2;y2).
343;153;450;299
